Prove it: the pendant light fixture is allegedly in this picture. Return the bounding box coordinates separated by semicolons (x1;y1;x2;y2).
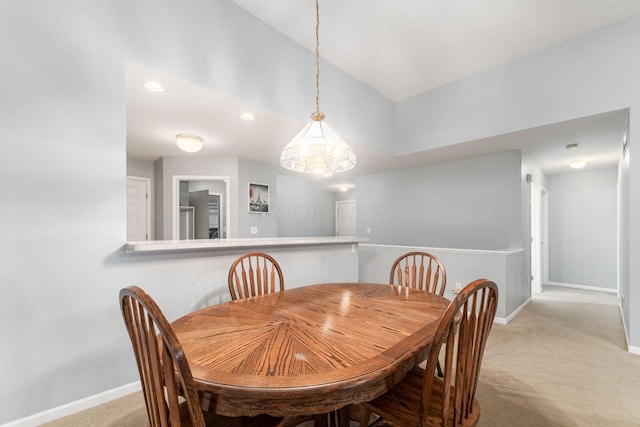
280;0;356;178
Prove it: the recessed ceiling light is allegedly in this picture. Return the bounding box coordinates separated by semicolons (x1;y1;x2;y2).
240;112;255;121
176;134;203;153
143;81;165;92
566;143;579;150
569;160;586;169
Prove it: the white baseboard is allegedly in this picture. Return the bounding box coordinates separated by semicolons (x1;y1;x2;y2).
494;298;531;325
2;381;141;427
617;303;640;356
544;281;617;294
619;303;631;350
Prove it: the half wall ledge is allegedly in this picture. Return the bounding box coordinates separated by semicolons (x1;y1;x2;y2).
125;236;368;254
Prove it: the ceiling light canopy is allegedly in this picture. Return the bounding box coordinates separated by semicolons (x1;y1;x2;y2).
143;81;165;92
176;134;203;153
566;143;579;150
280;0;356;178
569;160;586;169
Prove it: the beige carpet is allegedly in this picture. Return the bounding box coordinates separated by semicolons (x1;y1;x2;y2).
42;286;640;427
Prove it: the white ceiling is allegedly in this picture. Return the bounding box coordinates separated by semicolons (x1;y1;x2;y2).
127;1;637;189
232;0;640;102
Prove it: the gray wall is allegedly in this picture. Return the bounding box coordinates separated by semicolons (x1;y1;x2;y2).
356;151;523;250
0;0;392;422
238;158;278;238
1;0;639;423
548;169;618;290
276;174;335;237
392;17;639;349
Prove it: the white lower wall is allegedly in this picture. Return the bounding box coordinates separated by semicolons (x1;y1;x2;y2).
359;244;528;322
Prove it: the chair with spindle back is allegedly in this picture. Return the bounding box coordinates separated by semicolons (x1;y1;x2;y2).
358;279;498;427
228;252;285;300
389;251;447;296
119;286;284;427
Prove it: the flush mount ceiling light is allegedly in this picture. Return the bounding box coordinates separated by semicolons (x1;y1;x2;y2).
280;0;356;178
240;112;256;121
176;134;203;153
143;81;166;92
569;160;586;169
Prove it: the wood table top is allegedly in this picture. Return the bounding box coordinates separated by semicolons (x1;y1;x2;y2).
171;282;449;417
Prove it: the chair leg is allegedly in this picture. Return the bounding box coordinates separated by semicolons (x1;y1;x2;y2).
314;413;329;427
313;408;351;427
369;419;396;427
359;408;373;426
278;415;313;427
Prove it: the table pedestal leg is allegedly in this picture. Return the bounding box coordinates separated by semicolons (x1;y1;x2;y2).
313;406;351;426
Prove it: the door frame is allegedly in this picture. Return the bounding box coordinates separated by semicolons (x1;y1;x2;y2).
172;175;230;240
530;181;549;293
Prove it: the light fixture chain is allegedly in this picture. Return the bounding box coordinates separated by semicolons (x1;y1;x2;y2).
315;0;320;114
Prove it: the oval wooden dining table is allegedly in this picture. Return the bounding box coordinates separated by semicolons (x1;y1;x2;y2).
171;282;449;423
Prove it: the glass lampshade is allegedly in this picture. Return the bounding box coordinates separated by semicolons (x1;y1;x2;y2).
280;119;356;177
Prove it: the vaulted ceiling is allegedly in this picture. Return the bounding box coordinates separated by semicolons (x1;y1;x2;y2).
127;1;638;188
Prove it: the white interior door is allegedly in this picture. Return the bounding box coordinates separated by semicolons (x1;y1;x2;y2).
336;200;356;236
127;176;150;241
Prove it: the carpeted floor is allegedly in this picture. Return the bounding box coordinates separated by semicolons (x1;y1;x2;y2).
42;285;640;427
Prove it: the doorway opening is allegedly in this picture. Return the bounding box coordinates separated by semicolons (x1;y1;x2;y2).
530;180;548;294
172;175;230;240
336;200;356;236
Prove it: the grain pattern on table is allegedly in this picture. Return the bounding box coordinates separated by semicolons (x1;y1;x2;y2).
172;282;449;417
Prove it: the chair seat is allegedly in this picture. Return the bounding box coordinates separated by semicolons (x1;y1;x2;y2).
363;366;480;427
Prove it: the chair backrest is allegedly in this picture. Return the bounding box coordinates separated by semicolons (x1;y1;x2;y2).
120;286;205;427
228;252;285;300
420;279;498;427
389;251;447;296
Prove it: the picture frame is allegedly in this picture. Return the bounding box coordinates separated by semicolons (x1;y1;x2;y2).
248;182;269;213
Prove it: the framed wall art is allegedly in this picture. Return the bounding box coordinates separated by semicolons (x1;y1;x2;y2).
248;182;269;213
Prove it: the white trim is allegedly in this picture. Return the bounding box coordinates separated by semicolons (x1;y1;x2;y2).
360;243;524;256
494;298;531;325
617;302;638;356
126;236;366;253
545;281;618;294
1;382;141;427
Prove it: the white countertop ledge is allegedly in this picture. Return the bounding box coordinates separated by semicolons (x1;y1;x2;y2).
125;236;367;253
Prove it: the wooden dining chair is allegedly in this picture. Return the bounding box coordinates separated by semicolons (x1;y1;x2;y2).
358;279;498;427
120;286;284;427
228;252;285;300
389;251;447;296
